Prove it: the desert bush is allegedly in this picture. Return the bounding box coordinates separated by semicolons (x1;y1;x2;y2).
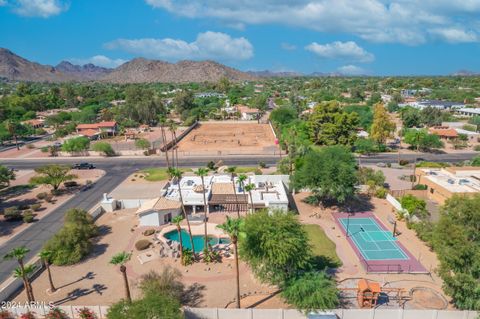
19;204;30;210
474;145;480;152
399;159;410;166
258;161;267;168
92;142;115;156
23;210;35;223
135;239;152;251
45;194;54;202
45;308;69;319
143;229;155;236
303;194;320;206
4;207;22;221
375;187;388;199
181;248;195;266
19;311;36;319
413;184;428;190
77;307;97;319
64;181;78;188
30;203;42;211
0;310;14;319
36;192;48;200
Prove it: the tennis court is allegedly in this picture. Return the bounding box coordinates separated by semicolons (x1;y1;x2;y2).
338;217;408;261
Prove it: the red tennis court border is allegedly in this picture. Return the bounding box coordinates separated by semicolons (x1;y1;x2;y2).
333;212;428;274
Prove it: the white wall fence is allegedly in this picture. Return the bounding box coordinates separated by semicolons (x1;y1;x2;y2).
1;307;478;319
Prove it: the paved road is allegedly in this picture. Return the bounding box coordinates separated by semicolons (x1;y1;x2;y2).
0;151;477;289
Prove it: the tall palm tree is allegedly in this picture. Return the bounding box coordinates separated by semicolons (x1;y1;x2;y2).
244;183;256;214
237;174;248;213
168;120;179;168
226;166;241;218
5;120;19;150
4;246;34;301
158;115;171;169
39;249;56;293
13;265;36;301
168;168;195;255
194;167;210;252
109;252;132;302
217;217;244;308
172;215;185;264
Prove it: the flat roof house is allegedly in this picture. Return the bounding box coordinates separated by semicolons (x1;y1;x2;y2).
416;167;480;204
236;105;260;121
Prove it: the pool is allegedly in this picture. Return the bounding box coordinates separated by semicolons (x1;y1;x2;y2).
164;229;230;253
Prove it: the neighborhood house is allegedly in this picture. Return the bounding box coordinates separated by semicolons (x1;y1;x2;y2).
76;121;118;139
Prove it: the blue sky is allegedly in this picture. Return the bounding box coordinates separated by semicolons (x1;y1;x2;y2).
1;0;480;75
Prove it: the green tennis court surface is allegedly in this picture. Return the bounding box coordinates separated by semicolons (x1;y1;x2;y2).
339;217;408;261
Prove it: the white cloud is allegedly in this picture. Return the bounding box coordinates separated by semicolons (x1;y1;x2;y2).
145;0;480;45
429;28;479;43
10;0;67;18
281;42;297;51
69;55;127;68
105;31;254;61
337;65;366;75
306;41;374;62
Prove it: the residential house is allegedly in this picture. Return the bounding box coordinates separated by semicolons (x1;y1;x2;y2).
456;108;480;117
137;197;182;227
76;121;118;139
22;119;44;129
236;105;261;121
428;126;458;140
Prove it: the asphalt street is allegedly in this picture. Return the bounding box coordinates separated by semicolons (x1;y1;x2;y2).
0;151;477;291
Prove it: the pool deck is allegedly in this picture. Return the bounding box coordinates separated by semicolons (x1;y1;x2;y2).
333;212;427;274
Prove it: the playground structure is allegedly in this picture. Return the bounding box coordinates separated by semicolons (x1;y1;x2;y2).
340;279;409;308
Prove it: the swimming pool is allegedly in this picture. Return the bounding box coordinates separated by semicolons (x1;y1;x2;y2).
164;229;230;253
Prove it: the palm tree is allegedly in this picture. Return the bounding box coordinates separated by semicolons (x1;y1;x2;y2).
39;249;56;293
13;265;36;301
168;168;195;255
5;120;19;150
226;166;241;218
172;215;185;263
109;252;132;302
217;217;244;308
4;246;34;301
194;167;210;252
245;183;256;214
168;120;179;168
158;115;171;169
237;174;248;213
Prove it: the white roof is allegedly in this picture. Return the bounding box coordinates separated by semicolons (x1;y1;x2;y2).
457;108;480;115
421;168;480;193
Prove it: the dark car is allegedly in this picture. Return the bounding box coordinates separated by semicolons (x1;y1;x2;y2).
72;162;95;170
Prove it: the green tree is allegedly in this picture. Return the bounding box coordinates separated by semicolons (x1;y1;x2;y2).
400;195;429;219
4;247;34;301
400;107;422;128
269;106;297;126
174;90;195;120
92;142;115;156
307;101;359;146
44;208;98;265
471;156;480;166
135;138;150;150
30;164;77;191
194;167;210;255
217;216;245;308
282;271;338;312
106;292;183;319
4;119;20;150
403;129;443;151
293;146;357;205
39;249;56;293
110;252;132;302
0;165;15;189
239;210;312;285
370;103;395;144
61;136;90;153
354;138;378;156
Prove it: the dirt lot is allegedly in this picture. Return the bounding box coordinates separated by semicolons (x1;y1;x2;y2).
176;122;279;156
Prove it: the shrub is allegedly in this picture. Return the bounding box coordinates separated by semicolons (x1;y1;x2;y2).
40;146;49;153
3;207;22;221
92;142;115;156
181;248;195;266
23;210;35;223
35;128;47;135
20;312;36;319
0;310;14;319
375;187;388;199
135;239;152;250
474;145;480;152
30;203;42;211
26;143;36;149
143;229;155;236
64;181;78;188
45;308;69;319
399;159;410;166
36;192;48;200
45;194;54;203
19;204;30;210
254;168;263;175
135;138;151;150
77;308;97;319
413;184;428;190
258;161;267;168
303;194;320;206
416;161;449;168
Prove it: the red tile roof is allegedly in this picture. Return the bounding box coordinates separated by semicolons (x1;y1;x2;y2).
79;129;99;137
429;127;458;138
76;121;117;130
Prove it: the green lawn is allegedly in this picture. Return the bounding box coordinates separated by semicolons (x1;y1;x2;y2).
234;167;262;174
303;224;342;268
140;168;188;182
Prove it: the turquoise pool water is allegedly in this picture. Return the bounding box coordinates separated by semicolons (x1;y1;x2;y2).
164;229;230;253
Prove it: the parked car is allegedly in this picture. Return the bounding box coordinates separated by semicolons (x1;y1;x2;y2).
72;162;95;169
376;162;387;167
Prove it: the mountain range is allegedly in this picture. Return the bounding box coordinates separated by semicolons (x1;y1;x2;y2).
0;48;257;83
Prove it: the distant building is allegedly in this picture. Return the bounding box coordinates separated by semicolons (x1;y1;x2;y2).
416;167;480;204
22;119;44;129
194;92;226;98
236;105;261;121
456;108;480;117
76;121;118;139
399;100;464;110
428;126;458;140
